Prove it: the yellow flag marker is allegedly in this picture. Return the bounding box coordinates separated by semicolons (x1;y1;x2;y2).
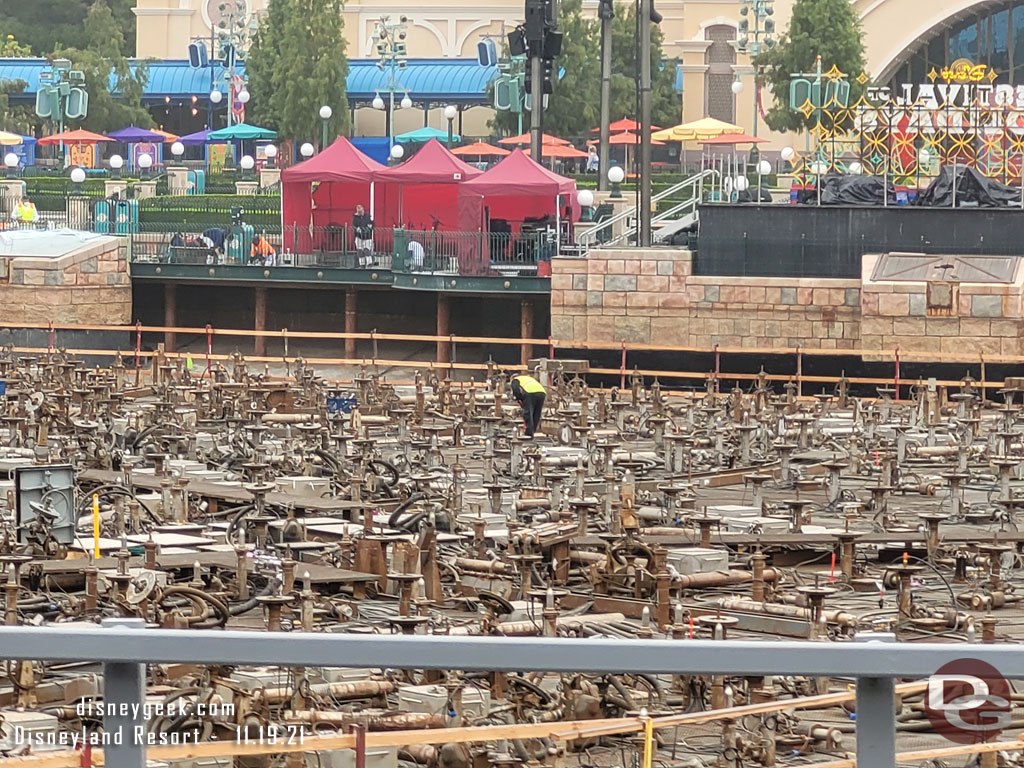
92;493;100;559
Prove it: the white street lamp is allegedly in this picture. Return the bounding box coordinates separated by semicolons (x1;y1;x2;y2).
390;144;405;160
171;141;185;158
731;78;744;95
780;146;795;162
372;96;385;110
607;165;625;199
319;105;333;120
210;90;223;104
237;89;250;104
400;95;413;110
240;155;255;170
443;104;458;148
300;142;315;158
70;166;86;193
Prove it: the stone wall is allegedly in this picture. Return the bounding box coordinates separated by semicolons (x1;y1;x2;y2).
0;236;131;325
551;248;860;351
859;254;1024;357
550;248;1024;359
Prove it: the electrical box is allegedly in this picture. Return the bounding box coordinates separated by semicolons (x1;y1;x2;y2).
0;710;61;751
398;684;491;720
665;548;729;575
15;464;75;545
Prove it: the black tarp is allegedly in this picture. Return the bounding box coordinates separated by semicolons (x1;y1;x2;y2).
820;174;896;205
917;165;1021;208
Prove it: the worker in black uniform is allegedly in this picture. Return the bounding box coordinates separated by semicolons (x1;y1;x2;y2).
509;372;546;438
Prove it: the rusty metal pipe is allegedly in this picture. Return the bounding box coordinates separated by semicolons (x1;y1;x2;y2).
256;680;394;703
281;711;444;729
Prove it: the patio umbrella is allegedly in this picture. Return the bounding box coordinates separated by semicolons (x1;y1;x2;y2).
498;132;570;146
151;129;179;143
178;129;212;146
106;126;165;143
395;126;460;144
37;129;111;145
699;132;768;146
450;142;510;157
651;117;743;142
590;118;661;133
206;123;277;141
586;132;665;175
524;144;588;159
0;131;25;146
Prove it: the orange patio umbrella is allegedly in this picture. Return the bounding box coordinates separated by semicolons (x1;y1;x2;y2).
37;129;111;145
524;144;589;159
590;118;661;133
587;131;666;146
151;128;180;143
498;132;570;146
451;142;510;157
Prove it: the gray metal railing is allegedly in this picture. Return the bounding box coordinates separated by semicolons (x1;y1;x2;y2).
569;169;719;254
0;623;1017;767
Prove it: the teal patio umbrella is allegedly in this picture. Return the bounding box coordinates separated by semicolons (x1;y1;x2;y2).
206;123;277;141
395;126;460;144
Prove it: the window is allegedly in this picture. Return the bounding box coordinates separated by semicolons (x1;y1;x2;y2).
705;25;736;123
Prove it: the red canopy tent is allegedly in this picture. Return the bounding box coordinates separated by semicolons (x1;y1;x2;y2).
458;149;579;275
281;137;386;254
376;139;482;231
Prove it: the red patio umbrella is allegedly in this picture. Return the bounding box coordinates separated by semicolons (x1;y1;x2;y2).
451;142;510;157
37;129;112;145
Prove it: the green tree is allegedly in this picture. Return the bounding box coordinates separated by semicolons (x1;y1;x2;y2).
610;4;679;129
491;0;678;138
4;0;136;57
538;0;599;136
52;1;152;133
246;0;349;143
755;0;865;133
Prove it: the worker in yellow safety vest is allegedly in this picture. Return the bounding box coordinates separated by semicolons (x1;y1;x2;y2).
509;373;546;437
12;196;37;224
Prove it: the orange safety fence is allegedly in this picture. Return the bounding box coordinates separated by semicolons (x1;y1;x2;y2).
0;320;1018;395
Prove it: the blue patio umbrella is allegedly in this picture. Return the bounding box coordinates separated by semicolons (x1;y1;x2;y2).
206;123;277;141
395;126;460;144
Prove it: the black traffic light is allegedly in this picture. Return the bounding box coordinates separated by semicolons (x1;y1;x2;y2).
598;0;614;20
525;0;548;44
508;26;528;56
525;58;556;94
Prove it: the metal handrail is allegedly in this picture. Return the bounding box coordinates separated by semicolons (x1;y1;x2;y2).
568;169;718;254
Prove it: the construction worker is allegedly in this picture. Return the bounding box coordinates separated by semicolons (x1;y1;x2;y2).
509;372;546;438
250;232;276;265
11;196;37;225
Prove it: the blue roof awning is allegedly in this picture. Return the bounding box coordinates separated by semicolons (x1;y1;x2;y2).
0;58;497;107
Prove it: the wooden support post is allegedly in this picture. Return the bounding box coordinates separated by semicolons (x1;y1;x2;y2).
345;288;358;360
254;287;268;357
437;294;451;376
163;283;177;353
520;298;534;367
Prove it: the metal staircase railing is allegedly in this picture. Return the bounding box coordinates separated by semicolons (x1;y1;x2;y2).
565;169;719;255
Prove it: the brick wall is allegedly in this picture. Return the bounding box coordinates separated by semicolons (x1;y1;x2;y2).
551;248;860;351
860;254;1024;357
551;247;1024;359
0;237;131;325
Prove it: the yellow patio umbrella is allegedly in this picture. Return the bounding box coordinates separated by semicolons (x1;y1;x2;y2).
652;117;743;142
0;131;25;146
